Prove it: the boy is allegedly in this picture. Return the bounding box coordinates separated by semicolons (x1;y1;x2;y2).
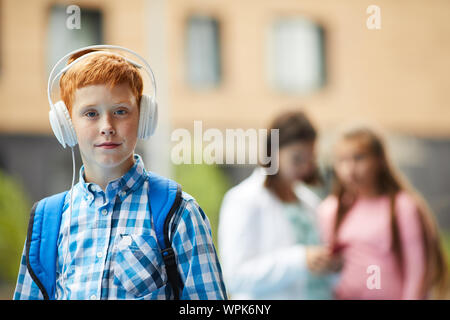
14;48;227;300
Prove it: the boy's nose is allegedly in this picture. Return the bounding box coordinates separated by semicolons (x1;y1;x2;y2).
101;126;116;136
100;115;116;136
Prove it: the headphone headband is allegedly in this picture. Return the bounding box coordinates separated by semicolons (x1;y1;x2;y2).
47;45;157;111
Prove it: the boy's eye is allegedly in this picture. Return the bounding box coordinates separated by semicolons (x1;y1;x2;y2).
84;111;98;118
115;109;128;116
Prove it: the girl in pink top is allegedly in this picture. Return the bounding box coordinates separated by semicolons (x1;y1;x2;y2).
318;126;448;299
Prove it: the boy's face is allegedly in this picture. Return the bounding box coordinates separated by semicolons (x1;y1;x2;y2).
71;83;139;172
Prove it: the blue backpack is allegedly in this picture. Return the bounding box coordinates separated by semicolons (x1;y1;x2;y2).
25;172;183;300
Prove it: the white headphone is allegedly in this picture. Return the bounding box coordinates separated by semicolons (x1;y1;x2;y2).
47;45;158;148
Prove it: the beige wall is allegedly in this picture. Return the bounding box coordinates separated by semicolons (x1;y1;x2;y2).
167;0;450;137
0;0;147;134
1;0;450;137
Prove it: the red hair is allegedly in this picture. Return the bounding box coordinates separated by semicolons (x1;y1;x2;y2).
59;49;143;115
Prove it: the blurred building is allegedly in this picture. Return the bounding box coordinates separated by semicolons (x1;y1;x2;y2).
0;0;449;227
0;0;171;201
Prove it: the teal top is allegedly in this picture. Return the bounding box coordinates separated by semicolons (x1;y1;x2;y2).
283;201;334;299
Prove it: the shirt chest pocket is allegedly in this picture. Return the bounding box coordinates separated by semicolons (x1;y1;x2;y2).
112;234;168;298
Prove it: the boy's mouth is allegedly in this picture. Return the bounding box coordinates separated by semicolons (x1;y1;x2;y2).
95;142;122;149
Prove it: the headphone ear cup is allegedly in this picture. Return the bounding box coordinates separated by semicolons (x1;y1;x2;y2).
137;95;149;139
149;100;158;136
49;101;77;148
138;94;158;139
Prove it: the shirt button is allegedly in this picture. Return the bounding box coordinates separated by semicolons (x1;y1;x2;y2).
101;209;107;216
96;252;103;258
90;294;97;300
120;191;126;197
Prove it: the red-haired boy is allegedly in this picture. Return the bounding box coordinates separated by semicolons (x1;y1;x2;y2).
14;49;227;300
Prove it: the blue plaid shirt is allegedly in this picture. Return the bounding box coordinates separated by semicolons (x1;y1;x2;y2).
14;155;227;300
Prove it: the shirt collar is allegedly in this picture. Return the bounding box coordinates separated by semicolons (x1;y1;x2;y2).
78;154;147;204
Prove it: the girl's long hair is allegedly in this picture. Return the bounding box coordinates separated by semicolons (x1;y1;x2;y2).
261;110;322;202
331;126;448;298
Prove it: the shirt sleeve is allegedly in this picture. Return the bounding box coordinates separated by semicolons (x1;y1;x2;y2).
218;189;309;297
13;240;45;300
396;193;427;300
169;196;227;300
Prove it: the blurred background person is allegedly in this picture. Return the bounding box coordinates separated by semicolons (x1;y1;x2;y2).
318;125;449;299
218;110;340;299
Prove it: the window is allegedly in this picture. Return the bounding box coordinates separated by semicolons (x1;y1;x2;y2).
186;16;221;88
268;18;325;93
47;5;103;74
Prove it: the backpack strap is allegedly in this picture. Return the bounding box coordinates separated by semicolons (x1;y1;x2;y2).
146;171;183;299
26;191;68;300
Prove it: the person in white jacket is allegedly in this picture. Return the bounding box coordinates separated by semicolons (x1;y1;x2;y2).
218;111;341;299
